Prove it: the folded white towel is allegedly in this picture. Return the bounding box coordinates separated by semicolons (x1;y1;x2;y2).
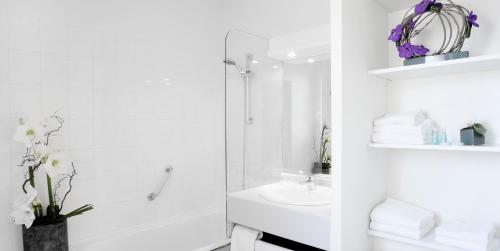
436;220;496;245
372;133;428;145
435;235;498;251
230;225;263;251
370;220;435;240
374;111;427;126
370;198;435;230
373;119;437;135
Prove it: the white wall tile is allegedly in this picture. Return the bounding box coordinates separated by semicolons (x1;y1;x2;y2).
0;118;11;154
69;119;94;149
68;26;94;59
68;58;93;90
0;48;8;83
40;86;70;120
0;224;14;251
8;49;40;85
0;154;11;190
9;84;42;119
93;60;116;91
40;23;68;56
0;83;10;115
69;90;93;119
0;188;14;226
0;13;8;48
8;15;40;51
4;0;42;18
41;54;69;87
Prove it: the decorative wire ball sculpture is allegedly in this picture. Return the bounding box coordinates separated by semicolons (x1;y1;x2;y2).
388;0;479;59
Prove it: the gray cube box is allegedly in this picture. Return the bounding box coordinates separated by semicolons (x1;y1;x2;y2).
404;51;470;66
460;127;485;145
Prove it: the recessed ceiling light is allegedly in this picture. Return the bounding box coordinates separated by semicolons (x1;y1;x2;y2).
251;60;259;64
272;65;280;69
163;78;170;81
307;59;315;63
145;80;153;84
287;51;296;58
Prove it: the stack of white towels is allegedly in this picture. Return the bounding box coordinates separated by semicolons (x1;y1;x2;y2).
435;220;498;251
370;198;435;240
370;199;499;250
372;111;437;145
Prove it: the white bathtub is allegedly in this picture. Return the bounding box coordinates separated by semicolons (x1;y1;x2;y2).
71;210;229;251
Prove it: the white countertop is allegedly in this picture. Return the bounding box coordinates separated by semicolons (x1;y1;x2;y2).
227;183;331;250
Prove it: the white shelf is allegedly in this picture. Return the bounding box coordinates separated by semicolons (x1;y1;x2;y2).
368;54;500;81
369;143;500;153
369;230;500;251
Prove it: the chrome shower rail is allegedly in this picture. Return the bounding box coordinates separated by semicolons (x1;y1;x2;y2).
147;165;174;201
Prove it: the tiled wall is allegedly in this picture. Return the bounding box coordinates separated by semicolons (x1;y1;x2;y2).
0;0;225;249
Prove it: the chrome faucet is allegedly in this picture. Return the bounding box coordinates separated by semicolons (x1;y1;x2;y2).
303;176;317;191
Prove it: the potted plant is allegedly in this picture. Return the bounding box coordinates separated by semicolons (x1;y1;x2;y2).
10;113;93;251
313;125;332;174
388;0;479;66
460;122;487;145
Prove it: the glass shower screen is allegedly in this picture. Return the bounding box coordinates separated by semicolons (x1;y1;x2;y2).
225;30;284;193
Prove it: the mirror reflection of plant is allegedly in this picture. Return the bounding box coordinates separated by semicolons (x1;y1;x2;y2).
315;125;332;169
11;113;93;228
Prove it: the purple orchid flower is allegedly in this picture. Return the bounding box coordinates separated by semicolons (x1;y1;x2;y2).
398;42;414;59
388;24;403;42
414;45;430;56
467;11;479;27
415;0;433;14
415;0;442;14
407;20;417;29
397;42;429;59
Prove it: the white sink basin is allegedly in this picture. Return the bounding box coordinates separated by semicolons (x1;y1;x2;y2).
259;183;332;206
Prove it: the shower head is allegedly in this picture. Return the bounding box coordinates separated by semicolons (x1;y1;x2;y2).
223;58;244;74
223;58;236;66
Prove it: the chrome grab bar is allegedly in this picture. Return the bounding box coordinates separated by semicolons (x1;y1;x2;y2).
147;165;173;201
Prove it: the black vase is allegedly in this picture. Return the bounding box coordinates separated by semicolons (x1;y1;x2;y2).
321;163;331;174
22;219;68;251
460;127;485;146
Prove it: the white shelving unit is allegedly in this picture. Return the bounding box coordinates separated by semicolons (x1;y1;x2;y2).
332;0;500;250
369;143;500;153
368;54;500;81
369;230;500;251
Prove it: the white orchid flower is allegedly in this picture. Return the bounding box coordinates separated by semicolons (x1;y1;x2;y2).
43;152;72;178
13;118;46;147
10;185;37;228
34;144;54;164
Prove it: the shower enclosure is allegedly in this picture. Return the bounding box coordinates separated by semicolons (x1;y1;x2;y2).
224;28;332;199
225;30;285;194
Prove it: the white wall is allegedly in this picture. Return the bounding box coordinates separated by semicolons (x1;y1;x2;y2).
0;0;226;250
331;0;389;250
